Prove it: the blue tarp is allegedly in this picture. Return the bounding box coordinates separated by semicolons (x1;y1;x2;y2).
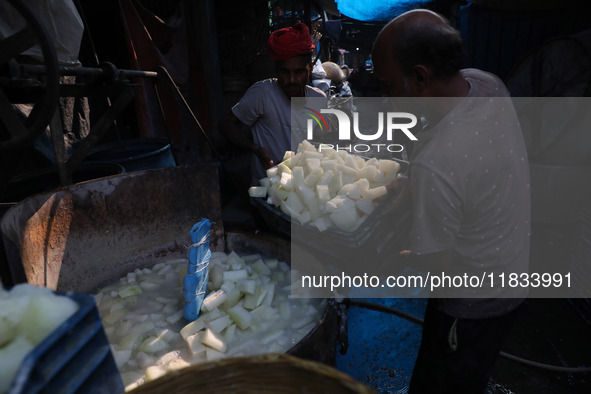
336;298;426;392
335;0;430;22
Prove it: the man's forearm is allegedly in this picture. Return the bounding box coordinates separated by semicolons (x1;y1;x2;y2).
219;112;257;152
219;111;274;169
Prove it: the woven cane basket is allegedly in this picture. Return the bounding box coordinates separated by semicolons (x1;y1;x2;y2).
129;353;376;394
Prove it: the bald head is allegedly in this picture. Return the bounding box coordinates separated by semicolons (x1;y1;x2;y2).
373;9;465;81
387;8;447;30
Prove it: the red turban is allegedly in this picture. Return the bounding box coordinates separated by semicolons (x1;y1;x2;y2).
267;23;315;62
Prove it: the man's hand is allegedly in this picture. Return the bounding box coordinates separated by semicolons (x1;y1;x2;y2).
254;146;275;170
220;111;276;169
385;176;411;215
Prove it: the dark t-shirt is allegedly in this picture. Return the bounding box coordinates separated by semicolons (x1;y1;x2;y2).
408;69;531;318
232;79;325;184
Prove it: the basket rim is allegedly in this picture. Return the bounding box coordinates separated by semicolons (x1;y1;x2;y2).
129;353;376;394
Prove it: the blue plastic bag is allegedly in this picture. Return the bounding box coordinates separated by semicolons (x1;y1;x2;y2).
182;219;211;322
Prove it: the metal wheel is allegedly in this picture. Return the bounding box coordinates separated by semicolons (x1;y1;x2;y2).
0;0;60;151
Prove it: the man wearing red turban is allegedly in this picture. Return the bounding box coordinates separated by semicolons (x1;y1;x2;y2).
221;23;326;185
267;22;316;62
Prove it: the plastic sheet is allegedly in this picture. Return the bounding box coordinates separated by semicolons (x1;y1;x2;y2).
0;0;84;66
182;219;212;322
334;0;429;22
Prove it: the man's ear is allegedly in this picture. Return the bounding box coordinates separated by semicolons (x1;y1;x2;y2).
410;64;430;90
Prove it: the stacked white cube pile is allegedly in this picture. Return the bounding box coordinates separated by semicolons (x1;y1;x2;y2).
249;140;401;232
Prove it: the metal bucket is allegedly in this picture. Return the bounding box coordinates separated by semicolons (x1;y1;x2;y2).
0;164;339;365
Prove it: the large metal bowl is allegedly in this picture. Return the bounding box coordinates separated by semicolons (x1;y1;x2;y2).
0;164;340;365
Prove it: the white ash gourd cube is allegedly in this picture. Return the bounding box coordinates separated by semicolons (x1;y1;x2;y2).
0;284;79;393
93;251;325;391
248;140;401;232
